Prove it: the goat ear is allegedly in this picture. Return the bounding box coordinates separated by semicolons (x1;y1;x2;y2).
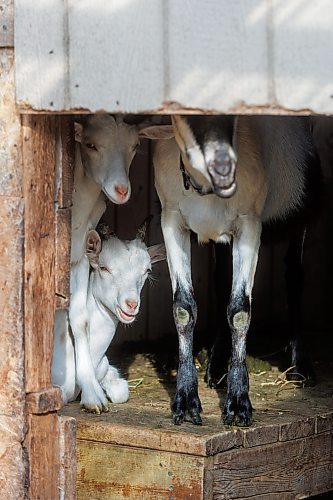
86;230;102;269
148;243;166;264
138;124;174;140
136;215;153;241
74;122;83;143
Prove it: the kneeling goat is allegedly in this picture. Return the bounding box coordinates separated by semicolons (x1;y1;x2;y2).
52;222;166;413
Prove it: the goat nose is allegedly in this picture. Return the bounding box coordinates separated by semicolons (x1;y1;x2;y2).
125;299;138;311
115;185;129;198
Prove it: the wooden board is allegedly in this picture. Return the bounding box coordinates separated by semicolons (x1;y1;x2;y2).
22;115;57;393
55;116;74;309
61;350;333;498
14;0;333;114
25;413;60;499
0;0;14;47
0;46;26;498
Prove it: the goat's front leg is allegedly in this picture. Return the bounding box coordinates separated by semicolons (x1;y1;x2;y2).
162;210;201;425
224;216;261;427
69;258;108;414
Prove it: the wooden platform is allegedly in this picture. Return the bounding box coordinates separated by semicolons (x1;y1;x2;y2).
61;346;333;499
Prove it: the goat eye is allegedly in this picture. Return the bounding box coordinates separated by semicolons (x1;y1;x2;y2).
100;266;110;273
86;143;97;151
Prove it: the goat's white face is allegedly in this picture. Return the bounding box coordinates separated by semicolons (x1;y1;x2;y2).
171;115;238;198
75;115;140;205
86;230;166;324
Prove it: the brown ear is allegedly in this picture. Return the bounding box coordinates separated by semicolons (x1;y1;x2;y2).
74;122;83;143
86;230;102;269
148;243;166;264
138;124;174;140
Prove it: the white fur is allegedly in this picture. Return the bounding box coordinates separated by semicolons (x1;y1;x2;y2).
54;114;164;408
53;230;165;412
151;115;315;425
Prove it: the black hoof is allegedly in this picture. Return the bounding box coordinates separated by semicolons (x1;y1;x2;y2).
223;393;253;427
172;389;202;426
286;360;316;387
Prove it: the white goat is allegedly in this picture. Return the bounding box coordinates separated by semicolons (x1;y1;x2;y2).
150;115;319;426
53;223;166;412
58;114;160;409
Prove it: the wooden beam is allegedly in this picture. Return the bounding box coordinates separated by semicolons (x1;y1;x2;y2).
55;117;74;309
22;114;57;393
59;416;77;499
0;47;26;498
0;1;14;47
26;413;60;499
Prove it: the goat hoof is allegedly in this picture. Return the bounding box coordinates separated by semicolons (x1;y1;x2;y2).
223;394;252;427
190;412;202;426
83;403;102;415
286;362;316;387
173;413;185;425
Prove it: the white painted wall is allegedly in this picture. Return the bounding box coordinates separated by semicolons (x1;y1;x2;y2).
15;0;333;114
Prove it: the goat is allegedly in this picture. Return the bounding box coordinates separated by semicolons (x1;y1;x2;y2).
67;114;160;409
151;115;319;426
52;222;166;413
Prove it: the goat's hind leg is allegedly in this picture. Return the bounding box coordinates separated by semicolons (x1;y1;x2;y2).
205;243;232;388
284;226;315;386
224;217;261;427
162;210;202;425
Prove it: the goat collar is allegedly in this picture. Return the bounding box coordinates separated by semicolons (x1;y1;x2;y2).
179;156;214;196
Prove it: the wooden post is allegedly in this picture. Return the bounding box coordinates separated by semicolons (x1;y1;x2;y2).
22;114;76;498
1;5;76;495
0;7;27;496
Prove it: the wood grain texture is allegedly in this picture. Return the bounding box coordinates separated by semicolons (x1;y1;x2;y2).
77;440;205;500
55;207;71;309
0;47;26;499
0;0;14;47
213;432;333;499
59;416;77;500
0;197;26;498
0;50;22;196
26;387;63;414
22;114;56;393
55;117;74;309
26;413;60;500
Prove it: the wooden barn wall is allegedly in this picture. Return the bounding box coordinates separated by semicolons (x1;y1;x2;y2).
102;119;333;352
15;0;333;115
0;29;26;497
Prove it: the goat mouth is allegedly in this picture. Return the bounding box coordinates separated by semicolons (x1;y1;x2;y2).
213;181;237;198
116;306;136;324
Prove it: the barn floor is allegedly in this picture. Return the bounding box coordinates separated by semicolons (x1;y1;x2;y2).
60;334;333;499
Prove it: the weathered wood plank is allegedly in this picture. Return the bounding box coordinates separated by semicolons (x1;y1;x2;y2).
26;413;61;499
0;0;14;47
22;114;57;393
0;47;26;499
26;387;63;414
55;207;71;309
0;197;26;498
0;50;22;196
213;432;333;499
77;440;205;500
56;117;74;210
55;117;74;309
59;416;77;500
